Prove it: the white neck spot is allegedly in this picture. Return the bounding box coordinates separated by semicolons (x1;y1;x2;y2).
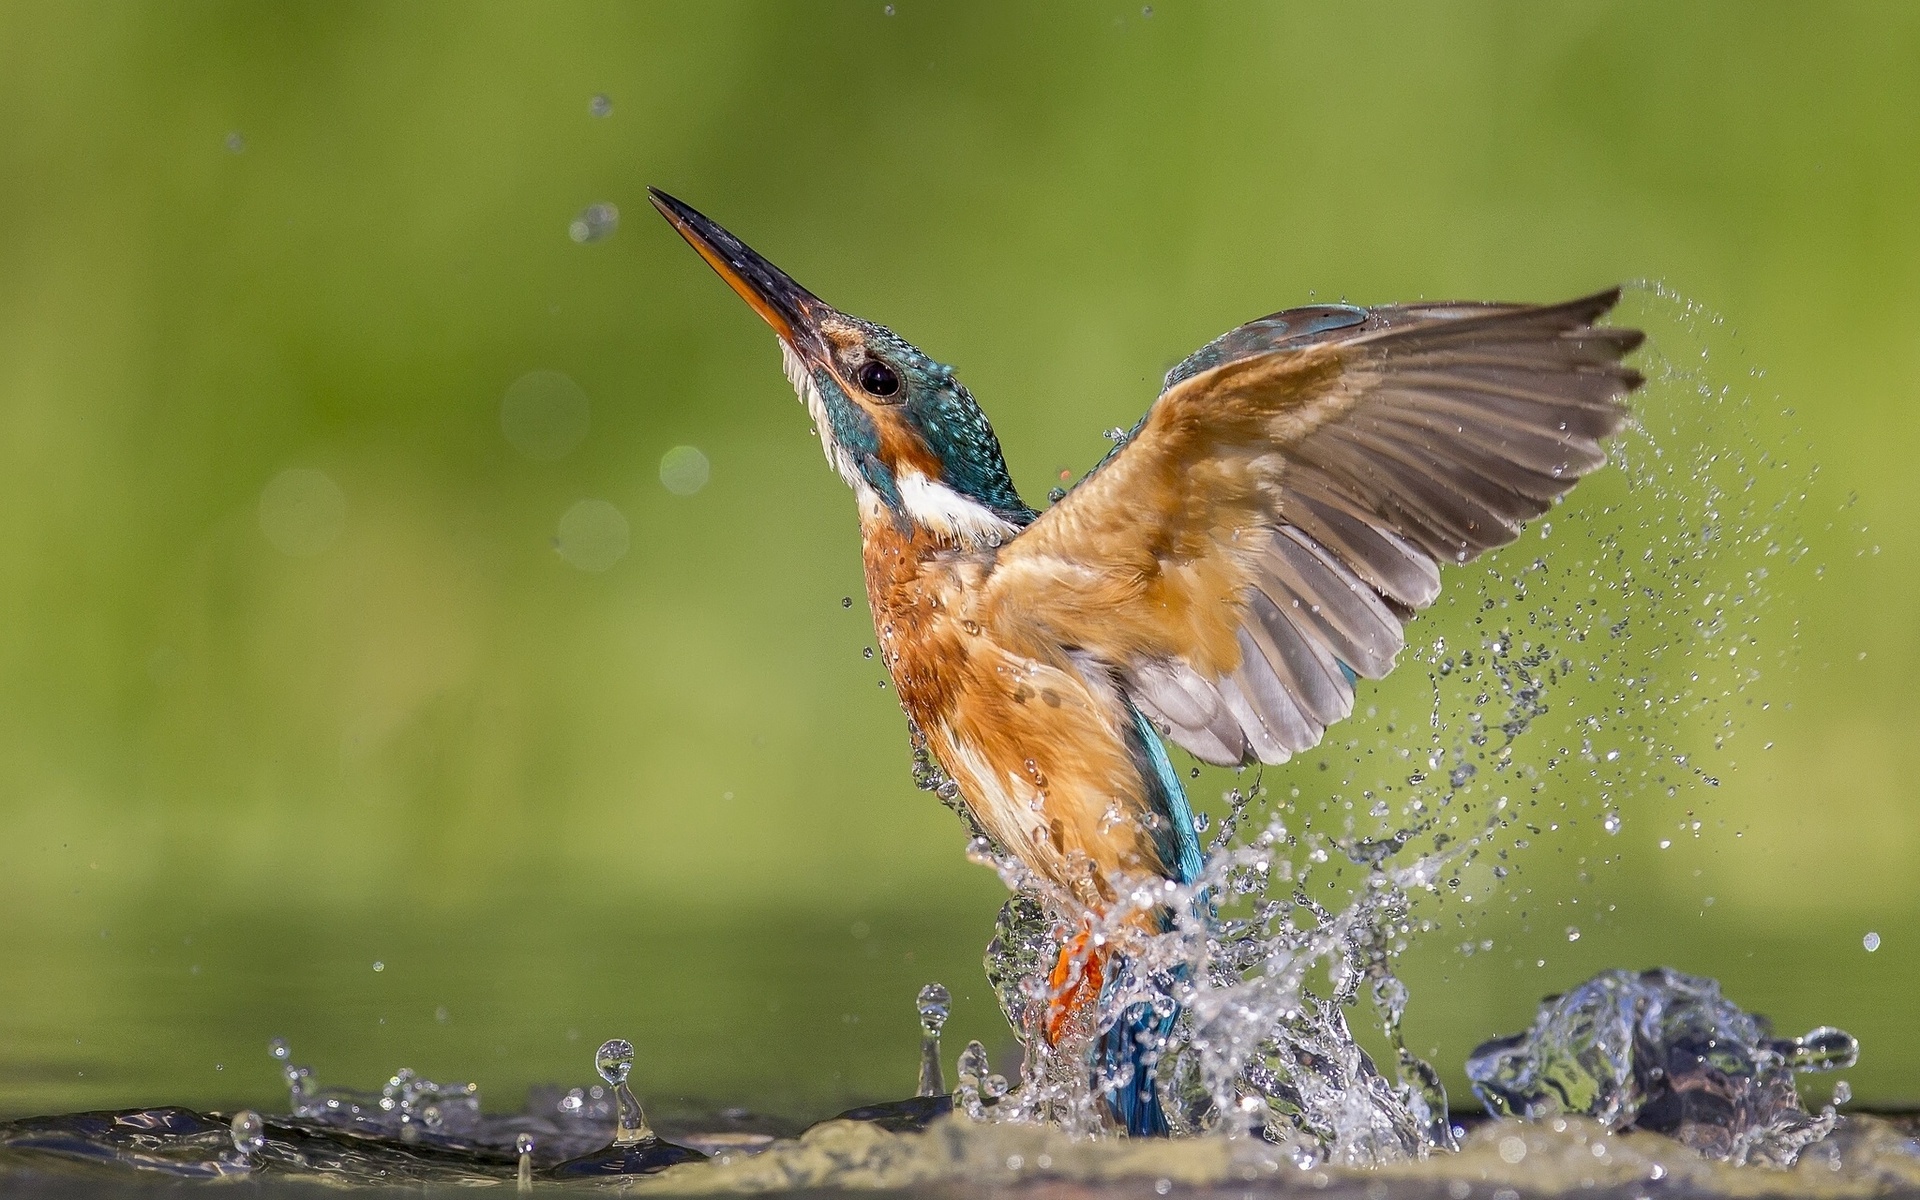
898;467;1019;548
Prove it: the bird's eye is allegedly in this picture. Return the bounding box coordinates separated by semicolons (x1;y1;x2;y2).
856;360;900;398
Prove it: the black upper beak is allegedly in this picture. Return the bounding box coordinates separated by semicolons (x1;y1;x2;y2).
649;188;825;347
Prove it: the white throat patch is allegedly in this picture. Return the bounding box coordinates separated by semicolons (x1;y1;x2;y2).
898;468;1019;548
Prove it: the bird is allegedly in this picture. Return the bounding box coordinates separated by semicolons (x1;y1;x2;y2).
648;187;1642;1136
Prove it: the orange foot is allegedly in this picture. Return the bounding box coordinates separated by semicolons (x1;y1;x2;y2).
1044;928;1106;1046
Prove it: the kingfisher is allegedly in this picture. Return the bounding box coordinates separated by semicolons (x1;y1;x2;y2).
649;189;1641;1136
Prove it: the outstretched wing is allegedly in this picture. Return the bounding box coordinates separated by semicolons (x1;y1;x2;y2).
975;288;1643;766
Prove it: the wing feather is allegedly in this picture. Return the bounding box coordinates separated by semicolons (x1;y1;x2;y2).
979;287;1642;766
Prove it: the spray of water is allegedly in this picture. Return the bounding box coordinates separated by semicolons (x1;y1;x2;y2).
906;282;1829;1163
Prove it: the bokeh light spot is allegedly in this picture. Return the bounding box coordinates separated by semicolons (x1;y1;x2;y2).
555;499;629;572
659;445;711;496
569;202;618;244
257;468;346;557
501;370;590;461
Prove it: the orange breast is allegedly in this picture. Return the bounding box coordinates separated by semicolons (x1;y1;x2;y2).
862;514;1173;918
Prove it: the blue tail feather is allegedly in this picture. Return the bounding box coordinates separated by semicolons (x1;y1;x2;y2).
1097;956;1184;1136
1100;706;1203;1135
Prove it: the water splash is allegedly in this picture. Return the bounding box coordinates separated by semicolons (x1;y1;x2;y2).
1468;967;1857;1166
915;982;951;1096
595;1038;651;1145
866;283;1828;1164
270;1037;482;1136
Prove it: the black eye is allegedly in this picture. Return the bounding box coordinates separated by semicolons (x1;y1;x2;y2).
856;360;900;398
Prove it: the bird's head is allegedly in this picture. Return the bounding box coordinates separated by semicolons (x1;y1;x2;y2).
650;189;1031;546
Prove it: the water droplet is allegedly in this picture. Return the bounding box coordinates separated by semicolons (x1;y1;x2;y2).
916;982;950;1096
842;596;854;608
588;93;613;118
229;1109;264;1158
1833;1080;1852;1106
267;1037;289;1061
555;499;630;572
569;202;619;244
595;1037;653;1145
1863;931;1881;952
1498;1134;1528;1163
1566;926;1580;942
516;1132;534;1192
372;961;385;972
224;131;246;154
258;468;346;557
883;2;895;12
1448;763;1476;787
1047;487;1066;503
1602;809;1621;835
659;445;711;495
1792;1026;1860;1072
595;1039;633;1086
1102;427;1126;442
916;982;952;1031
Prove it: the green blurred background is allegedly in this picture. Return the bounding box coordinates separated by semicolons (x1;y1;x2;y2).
0;2;1915;1120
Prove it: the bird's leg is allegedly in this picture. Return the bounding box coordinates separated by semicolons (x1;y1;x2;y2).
1043;925;1106;1047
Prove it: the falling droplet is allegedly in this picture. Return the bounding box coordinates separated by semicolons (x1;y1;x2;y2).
916;982;951;1096
1448;763;1476;788
1566;926;1581;942
588;93;613;119
569;203;619;244
224;131;246;154
1833;1080;1853;1107
842;596;854;608
594;1039;652;1145
1864;931;1881;952
267;1037;289;1061
229;1109;264;1159
1602;809;1621;835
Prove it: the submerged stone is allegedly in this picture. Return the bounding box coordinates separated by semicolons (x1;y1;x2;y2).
1467;966;1857;1166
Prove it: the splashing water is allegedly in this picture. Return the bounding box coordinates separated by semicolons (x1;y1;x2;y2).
1468;967;1857;1167
915;983;952;1097
872;283;1836;1163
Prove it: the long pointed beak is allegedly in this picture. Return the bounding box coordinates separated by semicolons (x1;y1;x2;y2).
649;188;825;347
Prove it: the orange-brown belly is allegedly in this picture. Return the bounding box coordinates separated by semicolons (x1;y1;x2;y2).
860;516;1176;917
